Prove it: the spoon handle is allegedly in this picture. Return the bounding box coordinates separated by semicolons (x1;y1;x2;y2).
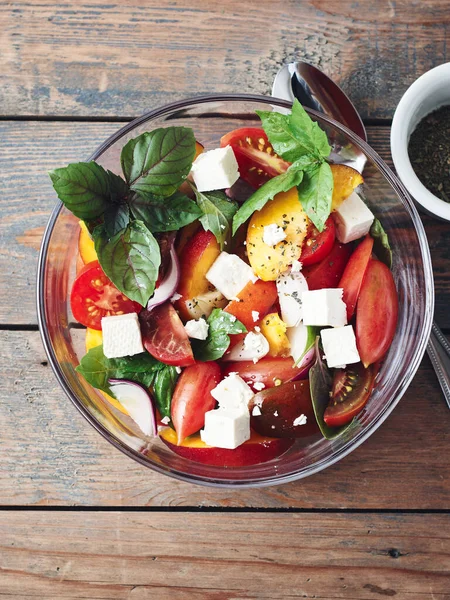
427;321;450;409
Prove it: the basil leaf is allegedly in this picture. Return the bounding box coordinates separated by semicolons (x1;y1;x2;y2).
193;188;238;250
152;366;179;418
94;220;161;306
297;161;333;232
232;157;315;235
104;202;130;237
107;170;129;201
192;309;246;361
309;337;357;440
129;191;202;232
50;162;112;220
76;345;164;395
370;218;392;268
121;127;196;197
256;99;330;162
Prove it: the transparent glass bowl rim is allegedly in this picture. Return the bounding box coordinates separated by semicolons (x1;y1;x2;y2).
37;93;434;488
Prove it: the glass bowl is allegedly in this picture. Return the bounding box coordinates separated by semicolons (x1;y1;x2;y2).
37;94;434;488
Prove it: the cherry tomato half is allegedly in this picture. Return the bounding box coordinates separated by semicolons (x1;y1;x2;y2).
139;303;195;367
302;240;352;290
299;216;335;267
70;261;141;330
356;259;398;367
338;234;374;321
220;128;290;188
171;362;221;444
324;362;377;427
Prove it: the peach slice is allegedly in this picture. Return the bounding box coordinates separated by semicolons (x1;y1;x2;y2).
330;164;364;211
78;220;98;264
159;427;294;467
246;187;308;281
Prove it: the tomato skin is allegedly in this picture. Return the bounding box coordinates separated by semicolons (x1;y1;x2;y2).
324;362;377;427
70;261;141;330
139;303;195;367
171;362;221;444
356;259;398;367
222;357;299;388
224;280;278;331
303;240;352;290
339;235;374;320
300;216;335;267
220;128;290;188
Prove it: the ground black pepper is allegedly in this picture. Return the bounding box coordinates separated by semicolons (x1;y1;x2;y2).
408;105;450;203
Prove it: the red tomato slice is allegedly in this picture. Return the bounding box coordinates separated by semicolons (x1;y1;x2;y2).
139;303;195;367
220;128;290;188
224;279;278;331
324;362;377;427
70;261;141;330
302;241;352;290
339;235;374;320
222;357;299;389
171;362;221;444
356;259;398;367
300;216;335;267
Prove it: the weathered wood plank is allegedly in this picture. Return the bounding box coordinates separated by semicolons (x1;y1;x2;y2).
1;0;449;119
2;121;449;326
1;329;449;508
1;511;449;599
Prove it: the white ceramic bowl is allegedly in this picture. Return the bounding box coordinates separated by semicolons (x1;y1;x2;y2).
391;62;450;221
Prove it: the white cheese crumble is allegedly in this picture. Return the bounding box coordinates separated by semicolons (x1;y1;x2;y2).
253;381;265;391
293;414;307;426
184;318;209;340
263;223;286;247
252;406;262;417
252;310;260;322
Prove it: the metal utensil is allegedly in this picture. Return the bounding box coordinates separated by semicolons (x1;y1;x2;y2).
273;60;450;408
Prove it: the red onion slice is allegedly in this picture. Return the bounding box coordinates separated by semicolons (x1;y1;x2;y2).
108;379;157;437
147;244;181;311
288;345;316;381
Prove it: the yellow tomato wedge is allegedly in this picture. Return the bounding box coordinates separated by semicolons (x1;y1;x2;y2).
78;220;98;264
259;313;291;357
330;164;364;211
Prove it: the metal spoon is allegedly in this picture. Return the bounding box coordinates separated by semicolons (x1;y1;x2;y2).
272;60;450;409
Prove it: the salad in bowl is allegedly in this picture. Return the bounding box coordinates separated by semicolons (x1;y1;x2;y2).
39;95;432;485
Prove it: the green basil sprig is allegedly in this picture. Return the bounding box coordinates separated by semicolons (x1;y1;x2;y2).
192;187;238;250
232;99;334;234
192;309;247;361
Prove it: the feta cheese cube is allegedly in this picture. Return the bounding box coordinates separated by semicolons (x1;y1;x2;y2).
200;408;250;449
184;318;209;340
320;325;360;369
224;331;270;363
263;223;286;246
334;192;374;243
210;372;254;411
302;288;347;327
206;252;257;300
191;145;239;192
276;270;309;327
101;313;144;359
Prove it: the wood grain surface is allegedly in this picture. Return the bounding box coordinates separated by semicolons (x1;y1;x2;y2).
2;122;449;327
2;329;449;509
1;0;449;120
1;511;449;599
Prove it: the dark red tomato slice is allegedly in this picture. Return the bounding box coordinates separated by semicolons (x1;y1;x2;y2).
70;260;141;330
171;362;221;444
302;240;352;290
338;235;374;321
222;357;299;389
324;362;377;427
139;303;195;367
249;380;319;438
220;128;290;189
356;259;398;367
300;216;335;267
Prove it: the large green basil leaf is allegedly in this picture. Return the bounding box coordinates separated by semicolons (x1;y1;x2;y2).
231;157;316;235
370;218;392;268
129;191;202;232
192;309;247;361
152;366;179;418
193;188;238;250
121;127;196;197
297;161;333;232
94;220;161;306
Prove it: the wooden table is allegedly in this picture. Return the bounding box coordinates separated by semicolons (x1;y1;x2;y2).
1;2;449;598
